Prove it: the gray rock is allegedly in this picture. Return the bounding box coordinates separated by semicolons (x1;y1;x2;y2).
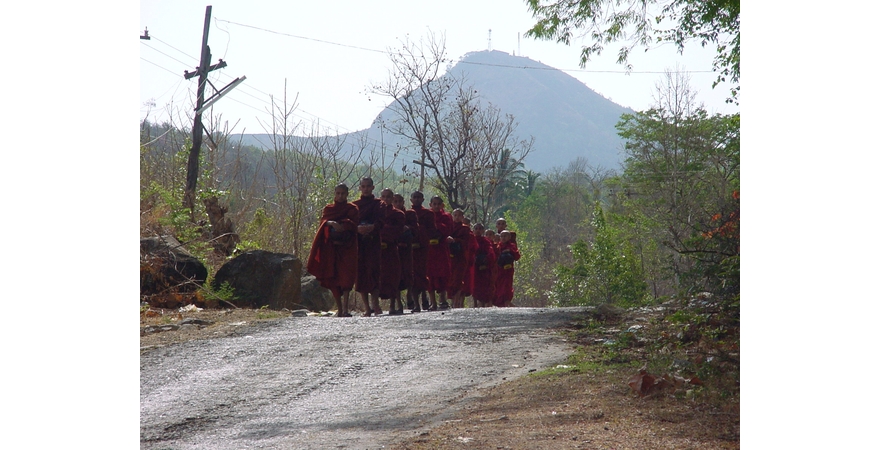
140;235;208;303
299;275;335;312
594;303;625;321
180;317;214;326
142;324;180;335
289;309;310;317
211;250;302;311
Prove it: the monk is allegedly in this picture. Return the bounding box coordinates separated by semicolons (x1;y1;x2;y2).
494;230;521;307
461;217;478;306
495;217;516;243
427;196;453;311
394;193;419;313
378;188;406;315
354;177;384;316
306;183;359;317
471;223;496;308
446;209;473;309
408;191;434;312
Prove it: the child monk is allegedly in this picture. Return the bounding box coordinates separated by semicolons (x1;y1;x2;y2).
493;230;521;307
378;188;406;315
446;209;473;308
471;223;496;307
306;183;359;317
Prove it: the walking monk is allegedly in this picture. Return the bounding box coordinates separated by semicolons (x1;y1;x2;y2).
354;177;384;316
427;196;453;311
494;230;521;307
394;193;419;313
408;191;433;312
447;209;473;309
378;188;406;315
306;183;359;317
471;223;496;308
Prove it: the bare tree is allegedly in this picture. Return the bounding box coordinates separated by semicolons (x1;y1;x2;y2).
250;82;371;258
370;32;532;221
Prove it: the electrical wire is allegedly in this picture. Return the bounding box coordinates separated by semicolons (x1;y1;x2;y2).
214;17;715;74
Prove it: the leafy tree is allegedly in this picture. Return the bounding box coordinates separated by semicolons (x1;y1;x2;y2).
553;203;647;306
614;70;739;294
524;0;740;101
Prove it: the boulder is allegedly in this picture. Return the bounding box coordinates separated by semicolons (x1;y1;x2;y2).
300;275;335;312
211;250;302;310
141;235;208;307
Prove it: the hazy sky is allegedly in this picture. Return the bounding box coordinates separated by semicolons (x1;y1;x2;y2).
140;0;739;135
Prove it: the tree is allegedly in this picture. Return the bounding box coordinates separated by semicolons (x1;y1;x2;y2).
370;32;533;218
614;69;739;293
524;0;740;101
553;202;647;306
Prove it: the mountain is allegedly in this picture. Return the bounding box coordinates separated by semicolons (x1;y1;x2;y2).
234;50;633;173
365;50;633;173
448;50;632;171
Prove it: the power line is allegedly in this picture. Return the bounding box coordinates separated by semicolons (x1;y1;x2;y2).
214;17;714;75
141;57;185;77
150;35;200;63
215;17;387;54
140;41;196;70
454;59;715;74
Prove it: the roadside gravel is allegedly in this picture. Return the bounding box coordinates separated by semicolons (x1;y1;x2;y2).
140;307;586;449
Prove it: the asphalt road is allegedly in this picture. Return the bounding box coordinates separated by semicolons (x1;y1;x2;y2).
140;306;588;449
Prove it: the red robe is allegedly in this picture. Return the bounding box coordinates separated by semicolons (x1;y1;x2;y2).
427;209;453;291
462;232;478;297
446;222;473;296
306;201;359;298
472;235;497;303
397;209;419;291
379;204;405;299
410;205;434;292
354;194;383;294
493;240;521;307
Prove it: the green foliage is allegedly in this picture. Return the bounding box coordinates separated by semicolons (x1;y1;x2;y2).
616;101;739;295
198;281;236;308
524;0;740;102
552;203;647;307
504;216;547;306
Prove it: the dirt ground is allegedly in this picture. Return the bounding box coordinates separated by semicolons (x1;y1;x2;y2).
141;305;739;449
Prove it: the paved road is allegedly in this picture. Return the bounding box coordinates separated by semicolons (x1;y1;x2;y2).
141;306;587;449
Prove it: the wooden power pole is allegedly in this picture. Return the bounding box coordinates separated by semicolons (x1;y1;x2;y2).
182;4;245;213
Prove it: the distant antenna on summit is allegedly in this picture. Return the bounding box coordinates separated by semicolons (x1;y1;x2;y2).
487;29;492;51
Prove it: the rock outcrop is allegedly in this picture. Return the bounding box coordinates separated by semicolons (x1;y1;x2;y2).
141;235;208;308
211;250;302;310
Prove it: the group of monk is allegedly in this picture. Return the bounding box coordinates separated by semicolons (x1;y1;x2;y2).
306;177;522;317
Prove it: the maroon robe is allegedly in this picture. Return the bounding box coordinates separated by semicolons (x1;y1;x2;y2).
306;201;359;298
427;208;453;291
493;240;521;307
379;204;405;299
462;232;478;297
446;222;473;297
471;235;497;304
353;194;383;294
410;205;434;292
397;209;419;291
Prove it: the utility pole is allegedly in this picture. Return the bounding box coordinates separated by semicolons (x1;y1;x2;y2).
413;153;436;192
183;5;215;212
182;4;245;214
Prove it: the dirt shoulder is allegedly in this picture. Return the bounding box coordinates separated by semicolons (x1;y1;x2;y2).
141;304;739;449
